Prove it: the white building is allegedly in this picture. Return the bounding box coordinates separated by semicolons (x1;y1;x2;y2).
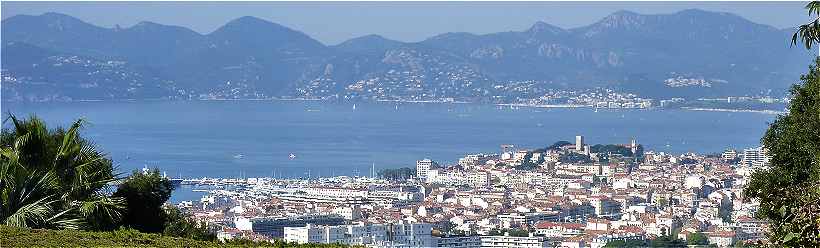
284;222;435;247
480;234;551;248
417;159;438;179
575;135;585;152
459;154;489;169
513;150;529;161
437;235;481;248
284;224;346;244
427;169;491;188
332;205;362;220
741;147;770;167
721;149;738;161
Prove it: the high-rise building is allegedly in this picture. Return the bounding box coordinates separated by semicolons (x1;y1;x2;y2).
416;159;438;179
741;146;771;167
630;138;638;155
575;135;585;152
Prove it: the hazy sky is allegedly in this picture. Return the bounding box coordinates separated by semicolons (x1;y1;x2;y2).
1;1;810;45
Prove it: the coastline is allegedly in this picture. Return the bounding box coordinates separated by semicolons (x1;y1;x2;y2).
4;99;787;115
495;103;590;108
681;107;785;115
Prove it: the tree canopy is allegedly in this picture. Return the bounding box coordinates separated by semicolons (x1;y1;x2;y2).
378;167;415;181
558;152;592;164
745;2;820;246
113;169;174;233
687;232;709;245
603;239;646;248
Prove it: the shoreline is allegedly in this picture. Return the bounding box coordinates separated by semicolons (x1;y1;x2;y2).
3;99;786;114
496;103;590;108
681;107;784;115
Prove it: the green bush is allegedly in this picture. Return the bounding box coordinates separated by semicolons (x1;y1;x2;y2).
687;232;710;245
603;239;646;247
163;207;216;241
0;225;358;247
114;169;174;233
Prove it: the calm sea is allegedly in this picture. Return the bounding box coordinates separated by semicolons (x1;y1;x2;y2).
2;100;776;201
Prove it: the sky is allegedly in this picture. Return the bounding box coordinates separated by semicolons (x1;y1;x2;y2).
1;1;811;45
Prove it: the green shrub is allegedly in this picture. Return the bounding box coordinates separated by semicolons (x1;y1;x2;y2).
0;225;359;247
114;169;174;233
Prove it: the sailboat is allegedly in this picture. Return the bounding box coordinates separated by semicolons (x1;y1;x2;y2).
352;104;357;111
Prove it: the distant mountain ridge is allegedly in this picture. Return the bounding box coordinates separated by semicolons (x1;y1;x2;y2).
1;10;815;102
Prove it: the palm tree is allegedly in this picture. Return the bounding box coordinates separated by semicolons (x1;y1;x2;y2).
0;115;125;230
793;1;820;50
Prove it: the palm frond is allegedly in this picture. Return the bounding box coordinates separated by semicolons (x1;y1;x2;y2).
3;196;58;228
1;116;121;231
808;1;820;16
794;1;820;50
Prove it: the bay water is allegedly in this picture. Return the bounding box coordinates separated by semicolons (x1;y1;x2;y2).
2;100;776;201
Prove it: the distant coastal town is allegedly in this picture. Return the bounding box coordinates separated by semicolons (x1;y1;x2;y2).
171;135;770;247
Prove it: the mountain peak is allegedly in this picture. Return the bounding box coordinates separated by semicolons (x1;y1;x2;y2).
123;21;203;38
135;21;161;26
603;10;643;22
208;15;327;55
587;10;649;31
353;34;389;41
335;34;403;53
128;21;166;31
225;16;275;27
40;12;79;20
677;8;718;16
20;12;91;26
211;15;293;35
610;10;640;17
2;12;104;34
674;8;746;22
526;21;566;35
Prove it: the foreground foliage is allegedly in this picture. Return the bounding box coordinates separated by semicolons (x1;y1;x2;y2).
602;236;687;248
163;207;216;241
746;2;820;246
114;169;174;233
0;225;356;247
0;115;124;230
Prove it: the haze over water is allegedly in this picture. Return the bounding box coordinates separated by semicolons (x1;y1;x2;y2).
3;100;775;179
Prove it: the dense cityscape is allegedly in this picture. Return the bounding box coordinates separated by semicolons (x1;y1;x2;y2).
172;135;771;247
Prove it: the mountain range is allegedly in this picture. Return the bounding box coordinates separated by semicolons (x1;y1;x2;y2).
1;10;815;102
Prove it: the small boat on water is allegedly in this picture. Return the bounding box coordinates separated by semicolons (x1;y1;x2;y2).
352;104;357;111
233;154;244;159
